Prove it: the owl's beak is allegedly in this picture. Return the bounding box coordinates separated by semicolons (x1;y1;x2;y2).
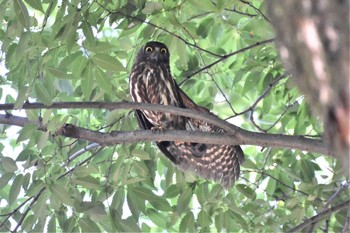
149;47;161;63
149;54;159;63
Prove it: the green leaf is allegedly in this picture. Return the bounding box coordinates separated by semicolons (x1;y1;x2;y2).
179;212;195;232
9;174;23;205
265;177;277;196
286;197;299;209
131;186;160;202
22;215;36;232
142;2;162;14
235;184;256;200
197;18;214;38
0;173;13;190
111;188;125;210
132;149;151;160
62;216;78;232
73;166;99;177
49;183;75;207
47;67;76;79
17;124;37;143
81;21;95;44
32;192;48;221
177;186;193;214
196;183;208;206
147;208;167;229
13;0;30;30
46;215;57;232
79;217;101;233
81;63;94;100
91;53;125;73
230;211;248;231
131;160;149;177
27;180;45;196
149;199;172;212
114;217;141;233
37;131;49;150
300;159;315;183
123;177;147;185
215;211;224;232
189;0;216;12
95;68;113;94
24;0;44;12
127;189;144;218
2;157;18;173
131;186;171;211
47;216;57;232
15;31;30;61
241;159;258;170
74;176;100;189
163;184;180;198
14;86;29;109
197;209;211;227
291;207;305;223
86;204;107;221
35;82;53;106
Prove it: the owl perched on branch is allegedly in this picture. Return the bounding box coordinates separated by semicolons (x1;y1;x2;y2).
129;41;244;188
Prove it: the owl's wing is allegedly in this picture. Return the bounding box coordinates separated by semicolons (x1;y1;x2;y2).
175;85;245;188
167;142;244;188
134;109;178;164
134;86;245;188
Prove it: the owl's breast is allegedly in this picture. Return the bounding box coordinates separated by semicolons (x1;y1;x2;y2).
142;64;180;107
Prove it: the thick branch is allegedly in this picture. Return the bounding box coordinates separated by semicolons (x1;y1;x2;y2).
0;102;333;156
0;101;241;134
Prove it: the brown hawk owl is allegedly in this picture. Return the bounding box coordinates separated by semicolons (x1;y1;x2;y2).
129;41;244;188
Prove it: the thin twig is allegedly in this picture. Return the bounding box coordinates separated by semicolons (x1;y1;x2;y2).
179;38;275;85
67;142;100;163
12;188;45;233
244;169;324;202
239;0;272;24
323;181;349;211
0;196;33;229
224;7;257;17
207;71;237;115
93;0;222;58
341;206;350;233
227;73;288;119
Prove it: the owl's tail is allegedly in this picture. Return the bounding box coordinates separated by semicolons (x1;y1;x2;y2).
166;142;245;189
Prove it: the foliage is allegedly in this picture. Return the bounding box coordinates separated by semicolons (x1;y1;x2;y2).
0;0;348;232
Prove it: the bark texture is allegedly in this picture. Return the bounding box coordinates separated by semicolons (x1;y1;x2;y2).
268;0;349;176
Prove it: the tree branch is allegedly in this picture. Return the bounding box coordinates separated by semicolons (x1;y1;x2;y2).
180;38;275;84
287;200;350;233
0;101;333;156
93;0;223;58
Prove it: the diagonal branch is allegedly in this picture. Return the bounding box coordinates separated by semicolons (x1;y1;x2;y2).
0;101;333;156
180;38;275;84
287;200;350;233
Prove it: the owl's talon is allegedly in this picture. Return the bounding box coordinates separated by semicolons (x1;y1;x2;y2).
151;126;166;133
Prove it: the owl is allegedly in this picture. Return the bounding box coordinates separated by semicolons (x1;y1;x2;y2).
129;41;244;188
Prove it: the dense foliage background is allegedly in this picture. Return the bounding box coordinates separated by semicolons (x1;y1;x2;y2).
0;0;348;232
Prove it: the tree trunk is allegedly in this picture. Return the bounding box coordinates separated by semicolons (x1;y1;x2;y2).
268;0;349;176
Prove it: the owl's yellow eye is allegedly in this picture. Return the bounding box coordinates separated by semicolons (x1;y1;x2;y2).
145;46;153;53
160;48;167;54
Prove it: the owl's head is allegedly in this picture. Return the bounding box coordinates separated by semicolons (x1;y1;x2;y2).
136;41;170;64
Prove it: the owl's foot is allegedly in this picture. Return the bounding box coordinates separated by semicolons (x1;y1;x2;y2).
151;126;166;133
